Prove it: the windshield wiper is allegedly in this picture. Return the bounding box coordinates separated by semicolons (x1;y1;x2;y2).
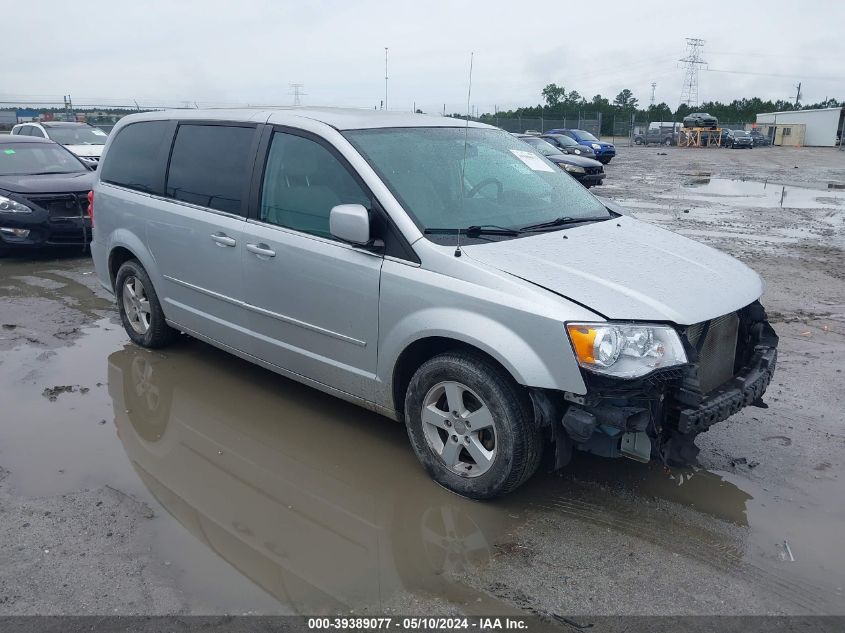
424;224;519;237
518;215;607;232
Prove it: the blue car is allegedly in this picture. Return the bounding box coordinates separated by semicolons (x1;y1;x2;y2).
546;129;616;164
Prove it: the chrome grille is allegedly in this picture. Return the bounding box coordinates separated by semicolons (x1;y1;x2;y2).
686;312;739;393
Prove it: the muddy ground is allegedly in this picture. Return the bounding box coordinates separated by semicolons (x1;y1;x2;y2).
0;145;843;617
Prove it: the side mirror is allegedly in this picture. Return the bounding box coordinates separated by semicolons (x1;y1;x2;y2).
329;204;370;245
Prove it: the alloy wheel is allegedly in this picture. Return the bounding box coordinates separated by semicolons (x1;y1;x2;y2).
122;275;151;335
421;381;497;478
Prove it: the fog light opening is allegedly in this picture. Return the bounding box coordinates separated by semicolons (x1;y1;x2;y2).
0;227;31;238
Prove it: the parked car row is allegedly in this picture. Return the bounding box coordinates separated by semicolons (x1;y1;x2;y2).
635;124;772;148
514;135;605;188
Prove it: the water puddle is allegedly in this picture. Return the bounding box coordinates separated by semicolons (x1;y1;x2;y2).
1;257;844;614
671;178;845;210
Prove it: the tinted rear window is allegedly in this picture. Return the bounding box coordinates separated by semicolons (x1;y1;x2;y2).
165;124;255;215
100;121;171;194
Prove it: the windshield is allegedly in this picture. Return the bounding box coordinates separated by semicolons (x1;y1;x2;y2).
520;137;561;157
0;143;87;175
547;134;578;146
572;130;599;142
733;130;749;136
344;127;609;238
45;126;108;145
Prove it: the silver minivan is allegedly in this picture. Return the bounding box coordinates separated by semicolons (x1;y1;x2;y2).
91;108;778;499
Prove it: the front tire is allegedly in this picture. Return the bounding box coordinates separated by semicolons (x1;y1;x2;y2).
115;260;179;349
404;351;542;500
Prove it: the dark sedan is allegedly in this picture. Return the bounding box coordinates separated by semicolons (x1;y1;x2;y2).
749;129;771;146
515;135;605;188
539;133;597;159
725;129;754;149
0;135;94;255
683;112;718;129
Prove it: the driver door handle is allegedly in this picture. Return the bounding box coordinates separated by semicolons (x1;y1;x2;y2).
211;232;237;247
246;243;276;258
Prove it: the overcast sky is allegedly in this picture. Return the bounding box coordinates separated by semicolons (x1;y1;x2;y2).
3;0;843;114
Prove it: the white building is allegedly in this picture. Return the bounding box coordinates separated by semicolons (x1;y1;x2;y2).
755;107;844;147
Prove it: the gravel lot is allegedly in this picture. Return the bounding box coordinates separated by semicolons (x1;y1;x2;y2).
0;144;843;617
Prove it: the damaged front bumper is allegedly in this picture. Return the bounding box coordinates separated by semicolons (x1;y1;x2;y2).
539;301;778;467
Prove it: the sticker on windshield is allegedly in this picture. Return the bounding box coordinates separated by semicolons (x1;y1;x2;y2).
509;149;554;172
3;149;14;155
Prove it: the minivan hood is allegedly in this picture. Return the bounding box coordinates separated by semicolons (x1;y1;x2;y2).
64;144;104;157
461;216;763;325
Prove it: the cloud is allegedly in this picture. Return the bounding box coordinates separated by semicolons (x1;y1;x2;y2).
2;0;842;112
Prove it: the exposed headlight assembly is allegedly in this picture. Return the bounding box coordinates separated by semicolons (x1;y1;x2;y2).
563;164;586;174
566;322;687;379
0;195;32;214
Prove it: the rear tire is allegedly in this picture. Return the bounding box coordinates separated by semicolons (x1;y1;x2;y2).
404;351;542;500
115;260;179;349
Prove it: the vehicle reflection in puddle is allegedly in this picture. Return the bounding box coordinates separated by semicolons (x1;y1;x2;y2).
104;336;845;615
107;342;525;613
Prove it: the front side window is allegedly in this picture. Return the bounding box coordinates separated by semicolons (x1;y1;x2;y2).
29;126;45;138
260;131;370;239
166;124;255;215
344;127;608;239
100;121;171;195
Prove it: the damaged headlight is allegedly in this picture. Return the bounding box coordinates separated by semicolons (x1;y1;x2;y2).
566;322;687;379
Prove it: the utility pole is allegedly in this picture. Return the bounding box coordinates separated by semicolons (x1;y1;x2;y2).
794;82;802;108
650;82;656;107
384;47;389;110
679;38;706;107
289;83;306;106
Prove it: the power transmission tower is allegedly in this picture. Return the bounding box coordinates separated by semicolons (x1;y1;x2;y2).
63;94;74;121
289;83;306;106
794;82;802;107
679;38;706;107
650;82;656;107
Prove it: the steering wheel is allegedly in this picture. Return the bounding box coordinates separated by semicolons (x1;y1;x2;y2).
466;178;503;199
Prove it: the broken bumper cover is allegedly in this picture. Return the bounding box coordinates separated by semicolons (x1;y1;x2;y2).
678;344;777;434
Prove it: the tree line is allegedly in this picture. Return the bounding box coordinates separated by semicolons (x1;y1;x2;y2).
471;83;843;134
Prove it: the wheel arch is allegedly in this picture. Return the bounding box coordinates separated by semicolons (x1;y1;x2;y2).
106;230;158;291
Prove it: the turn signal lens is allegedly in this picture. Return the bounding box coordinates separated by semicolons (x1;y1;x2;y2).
567;325;597;364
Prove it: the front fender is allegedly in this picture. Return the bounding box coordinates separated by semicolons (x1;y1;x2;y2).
384;306;568;390
375;261;596;417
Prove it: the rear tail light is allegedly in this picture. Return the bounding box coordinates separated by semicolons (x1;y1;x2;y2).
87;190;94;225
